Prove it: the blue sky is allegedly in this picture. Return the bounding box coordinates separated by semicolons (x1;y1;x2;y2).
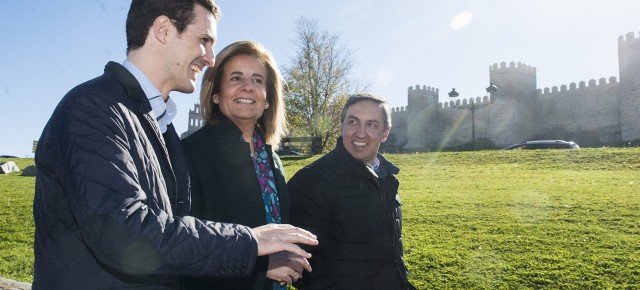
1;0;639;157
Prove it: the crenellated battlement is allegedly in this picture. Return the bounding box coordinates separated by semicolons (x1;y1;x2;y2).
408;85;439;94
490;61;537;76
618;31;640;43
392;106;407;113
539;76;618;95
380;29;640;151
442;95;491;109
407;84;440;110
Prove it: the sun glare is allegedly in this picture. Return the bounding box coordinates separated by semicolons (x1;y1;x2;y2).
451;10;473;31
374;68;395;87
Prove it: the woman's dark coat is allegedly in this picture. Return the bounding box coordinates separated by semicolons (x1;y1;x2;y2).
181;115;289;290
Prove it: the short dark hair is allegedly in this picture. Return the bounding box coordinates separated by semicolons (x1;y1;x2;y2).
340;92;392;129
126;0;220;53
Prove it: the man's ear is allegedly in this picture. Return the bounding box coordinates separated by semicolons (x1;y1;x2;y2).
152;16;173;44
381;126;392;143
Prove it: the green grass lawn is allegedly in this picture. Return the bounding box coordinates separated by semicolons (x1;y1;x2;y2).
2;148;639;288
0;158;36;282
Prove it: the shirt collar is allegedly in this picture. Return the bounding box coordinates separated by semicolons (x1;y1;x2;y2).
122;59;177;133
367;157;385;177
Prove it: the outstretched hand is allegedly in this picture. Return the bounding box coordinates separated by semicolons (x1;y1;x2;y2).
252;224;318;258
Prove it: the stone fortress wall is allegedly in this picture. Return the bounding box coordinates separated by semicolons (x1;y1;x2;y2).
388;31;640;151
182;31;640;150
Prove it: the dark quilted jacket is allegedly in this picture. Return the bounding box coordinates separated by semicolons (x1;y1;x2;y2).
33;62;258;289
288;137;416;290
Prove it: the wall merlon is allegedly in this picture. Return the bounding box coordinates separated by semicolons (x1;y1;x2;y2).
490;61;536;75
444;95;491;108
408;84;439;94
599;77;606;85
392;106;406;113
619;31;640;42
540;76;619;95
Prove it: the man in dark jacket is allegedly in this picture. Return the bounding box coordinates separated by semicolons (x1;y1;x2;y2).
288;93;416;290
33;1;317;289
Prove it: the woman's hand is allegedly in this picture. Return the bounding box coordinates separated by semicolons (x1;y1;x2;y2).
266;251;312;285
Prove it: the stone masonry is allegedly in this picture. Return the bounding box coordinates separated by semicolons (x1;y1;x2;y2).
388;31;640;151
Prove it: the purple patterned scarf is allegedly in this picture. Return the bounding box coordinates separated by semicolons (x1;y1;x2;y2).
252;129;281;224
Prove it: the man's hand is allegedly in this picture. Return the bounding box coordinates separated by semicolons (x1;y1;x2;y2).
252;224;318;258
266;251;312;285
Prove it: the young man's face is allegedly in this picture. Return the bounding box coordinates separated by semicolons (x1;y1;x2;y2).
341;100;391;165
166;4;217;94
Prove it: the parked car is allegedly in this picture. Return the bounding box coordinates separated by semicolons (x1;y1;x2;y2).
503;140;580;150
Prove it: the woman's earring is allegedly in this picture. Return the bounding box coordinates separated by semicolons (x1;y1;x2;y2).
213;95;219;104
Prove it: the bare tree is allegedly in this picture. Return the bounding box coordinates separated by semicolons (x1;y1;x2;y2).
283;17;362;153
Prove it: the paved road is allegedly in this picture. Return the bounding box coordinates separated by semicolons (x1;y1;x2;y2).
0;277;30;290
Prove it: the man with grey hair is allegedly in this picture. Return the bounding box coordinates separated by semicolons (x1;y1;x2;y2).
288;92;416;289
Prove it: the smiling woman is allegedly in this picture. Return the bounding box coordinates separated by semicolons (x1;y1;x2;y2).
181;40;305;289
214;54;269;137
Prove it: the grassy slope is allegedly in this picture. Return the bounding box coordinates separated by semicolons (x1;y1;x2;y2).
0;158;36;282
284;149;640;289
1;149;639;288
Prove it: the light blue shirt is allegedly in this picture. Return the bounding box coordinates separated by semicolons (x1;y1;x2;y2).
122;60;177;134
366;157;383;178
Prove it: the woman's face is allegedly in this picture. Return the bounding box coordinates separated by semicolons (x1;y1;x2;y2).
215;54;269;127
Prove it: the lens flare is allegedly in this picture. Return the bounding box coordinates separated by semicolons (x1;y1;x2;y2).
451;11;473;31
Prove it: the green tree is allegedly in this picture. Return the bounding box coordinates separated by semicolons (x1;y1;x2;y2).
283;17;363;153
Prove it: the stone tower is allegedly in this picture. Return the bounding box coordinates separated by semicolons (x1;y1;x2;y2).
488;61;537;146
180;103;204;139
619;31;640;142
404;85;440;150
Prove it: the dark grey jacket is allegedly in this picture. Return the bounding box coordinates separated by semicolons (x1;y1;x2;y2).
288;137;416;290
33;62;258;289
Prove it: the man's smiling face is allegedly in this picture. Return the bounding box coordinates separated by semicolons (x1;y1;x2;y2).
341;100;390;164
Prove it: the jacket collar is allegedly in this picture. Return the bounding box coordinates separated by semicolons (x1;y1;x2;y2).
203;114;268;144
105;61;173;187
105;61;152;115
